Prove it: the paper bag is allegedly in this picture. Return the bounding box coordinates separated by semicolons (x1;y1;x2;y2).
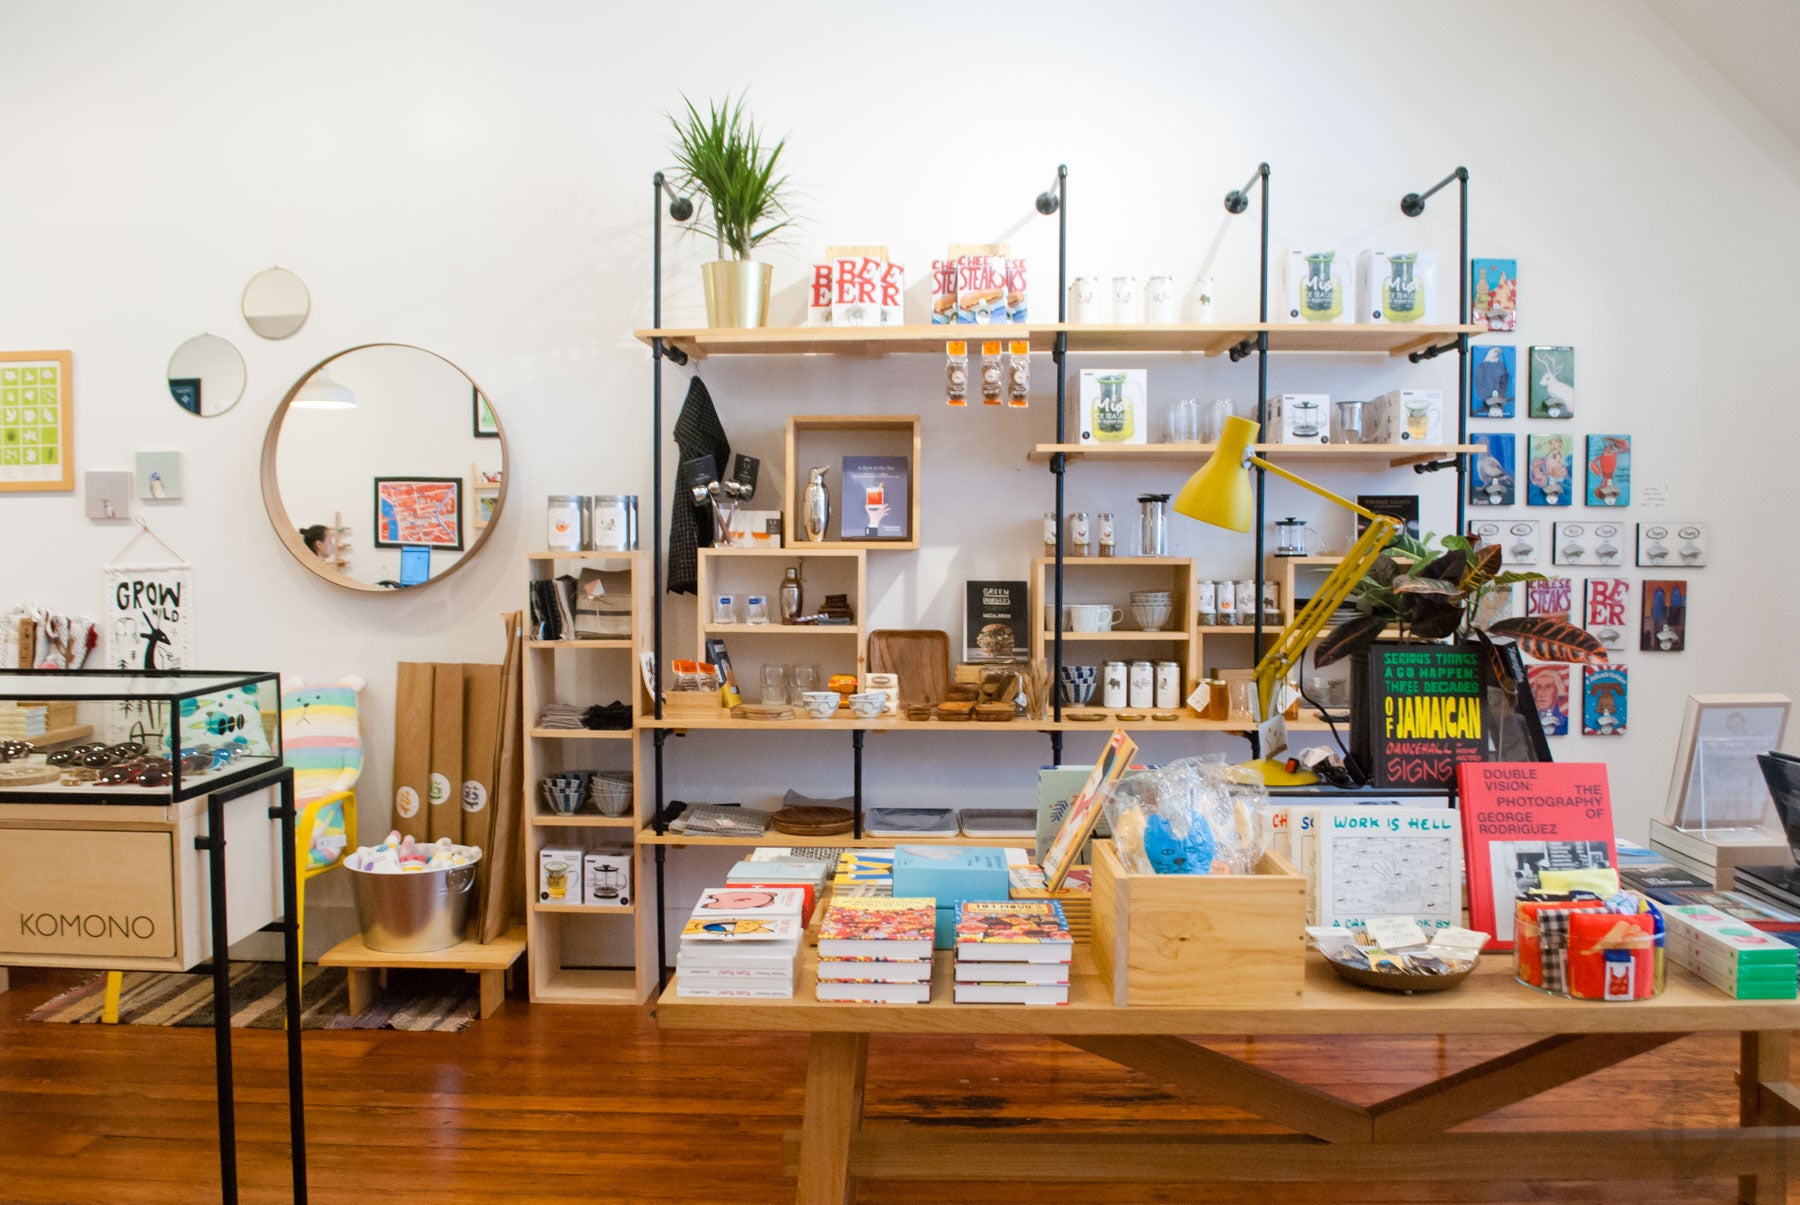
428;663;465;844
391;662;435;841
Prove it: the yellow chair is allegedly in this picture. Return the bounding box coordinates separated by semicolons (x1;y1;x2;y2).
100;789;355;1023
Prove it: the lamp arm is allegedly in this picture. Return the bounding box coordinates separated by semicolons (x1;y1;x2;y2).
1252;516;1400;722
1246;455;1387;524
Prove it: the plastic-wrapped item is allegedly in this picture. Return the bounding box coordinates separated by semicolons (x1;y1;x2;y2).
1102;755;1271;875
946;341;968;406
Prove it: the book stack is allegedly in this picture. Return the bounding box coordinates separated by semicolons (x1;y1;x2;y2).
1663;904;1799;999
1646;817;1792;891
953;900;1073;1004
815;897;935;1003
674;886;806;998
0;702;48;740
726;856;829;922
1008;864;1092;942
833;850;895;898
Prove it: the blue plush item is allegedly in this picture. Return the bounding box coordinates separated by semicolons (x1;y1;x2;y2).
1143;811;1216;875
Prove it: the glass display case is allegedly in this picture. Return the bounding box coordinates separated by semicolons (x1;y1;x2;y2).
0;669;281;803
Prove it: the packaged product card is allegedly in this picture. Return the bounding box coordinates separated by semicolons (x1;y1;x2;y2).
1356;250;1438;323
808;263;835;326
930;259;957;324
956;254;1008;324
1282;249;1352;324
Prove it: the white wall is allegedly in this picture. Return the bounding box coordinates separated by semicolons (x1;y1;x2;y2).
3;0;1797;948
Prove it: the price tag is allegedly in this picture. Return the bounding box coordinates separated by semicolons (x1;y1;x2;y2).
1364;915;1428;950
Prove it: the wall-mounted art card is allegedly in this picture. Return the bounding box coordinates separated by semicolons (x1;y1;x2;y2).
135;450;182;500
1468;433;1515;506
840;454;911;540
1527;664;1571;737
1583;578;1633;652
1583;665;1629;736
0;350;74;493
1357;494;1421;540
1585;434;1630;507
1553;521;1626;567
1640;579;1688;652
1471;258;1517;331
1527;433;1574;506
1525;576;1573;618
83;470;130;520
1637;521;1707;568
1503;519;1543;567
1527;346;1575;418
1469;345;1516;417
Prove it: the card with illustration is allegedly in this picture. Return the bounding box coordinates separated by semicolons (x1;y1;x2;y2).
1468;433;1515;506
1583;665;1629;736
1583;578;1632;652
1525;576;1573;618
1471;259;1517;331
1528;346;1575;418
1469;345;1515;417
1527;664;1570;737
1527;434;1574;506
1637;521;1707;568
1640;579;1688;652
1585;435;1630;507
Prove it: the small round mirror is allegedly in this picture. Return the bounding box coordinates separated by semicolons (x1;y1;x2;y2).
241;267;311;340
167;333;246;417
262;344;508;592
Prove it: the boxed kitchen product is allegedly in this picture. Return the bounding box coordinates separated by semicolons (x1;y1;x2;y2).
955;253;1008;324
1356;250;1439;324
725;509;783;549
582;849;633;907
1078;369;1148;445
930;259;958;324
808;262;835;326
1367;389;1444;444
1281;249;1352;324
538;846;584;904
1265;394;1331;444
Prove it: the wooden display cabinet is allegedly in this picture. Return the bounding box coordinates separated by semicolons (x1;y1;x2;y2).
692;548;868;691
1031;556;1200;715
784;415;921;550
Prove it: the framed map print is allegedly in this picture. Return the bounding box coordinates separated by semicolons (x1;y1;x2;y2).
0;350;74;492
374;477;463;549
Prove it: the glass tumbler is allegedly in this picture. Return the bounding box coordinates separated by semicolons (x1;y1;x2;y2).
761;664;787;705
788;665;817;704
744;594;770;625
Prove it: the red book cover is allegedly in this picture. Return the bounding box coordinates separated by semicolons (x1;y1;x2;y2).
1457;762;1616;952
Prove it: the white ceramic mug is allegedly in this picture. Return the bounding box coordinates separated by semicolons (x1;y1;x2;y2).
1068;276;1104;323
1067;604;1123;632
1111;276;1143;324
1145;275;1178;323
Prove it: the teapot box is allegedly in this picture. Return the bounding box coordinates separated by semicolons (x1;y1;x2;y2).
1265;394;1331;444
1280;249;1353;324
1355;250;1439;324
1366;390;1445;444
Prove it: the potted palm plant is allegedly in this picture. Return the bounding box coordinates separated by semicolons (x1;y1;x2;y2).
666;93;794;328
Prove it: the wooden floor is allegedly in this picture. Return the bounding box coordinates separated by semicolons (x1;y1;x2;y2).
0;968;1790;1204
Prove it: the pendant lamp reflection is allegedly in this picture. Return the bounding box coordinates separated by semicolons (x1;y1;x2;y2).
293;369;357;411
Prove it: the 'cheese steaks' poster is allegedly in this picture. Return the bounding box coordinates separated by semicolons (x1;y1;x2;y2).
1351;645;1485;789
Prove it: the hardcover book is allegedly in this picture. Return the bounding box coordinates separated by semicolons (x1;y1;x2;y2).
678;915;802;942
953;900;1073;961
1042;729;1138;891
1308;806;1463;932
1357;494;1421;539
1348;644;1486;790
1035;766;1116;862
690;886;807;919
1583;665;1629;735
1640;580;1688;652
840;455;910;540
815;980;932;1004
964;580;1030;663
817;897;936;959
1457;761;1617;950
815;959;932;983
951;982;1069;1005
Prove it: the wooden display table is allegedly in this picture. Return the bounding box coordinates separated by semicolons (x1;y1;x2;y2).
319;923;526;1019
657;947;1800;1204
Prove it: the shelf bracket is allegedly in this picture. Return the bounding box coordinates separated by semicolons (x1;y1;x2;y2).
1406;340;1459;364
1227;337;1258;363
1049;451;1066;476
1408;457;1460;475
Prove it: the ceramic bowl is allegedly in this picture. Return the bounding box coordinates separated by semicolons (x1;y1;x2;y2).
1057;664;1098;705
1132;601;1173;631
847;690;887;718
802;698;837;719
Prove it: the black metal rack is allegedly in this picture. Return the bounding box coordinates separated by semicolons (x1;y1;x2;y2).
640;163;1474;979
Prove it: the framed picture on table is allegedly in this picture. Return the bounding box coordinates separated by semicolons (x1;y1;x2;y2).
1665;693;1792;833
374;477;463;549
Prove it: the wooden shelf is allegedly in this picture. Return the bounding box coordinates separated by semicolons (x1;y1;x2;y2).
532;902;637;915
643;714;1254;734
635;323;1485;362
530;813;638;828
788;538;919;552
1196;625;1284;635
529;727;635;741
1028;442;1480;467
638;830;1037;848
526;639;634;650
700;546;862;558
701;623;858;636
1043;630;1189;642
531;966;641;1005
1032;555;1192;569
526;550;642;561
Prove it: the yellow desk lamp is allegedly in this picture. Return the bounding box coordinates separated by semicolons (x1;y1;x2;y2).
1174;415;1401;786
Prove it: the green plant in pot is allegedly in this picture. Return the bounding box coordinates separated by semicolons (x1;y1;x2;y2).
1313;532;1608;764
666;93;793;329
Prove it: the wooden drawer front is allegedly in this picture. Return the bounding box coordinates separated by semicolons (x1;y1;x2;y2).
0;829;177;960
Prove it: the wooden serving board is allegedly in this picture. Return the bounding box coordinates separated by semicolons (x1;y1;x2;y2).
866;630;950;707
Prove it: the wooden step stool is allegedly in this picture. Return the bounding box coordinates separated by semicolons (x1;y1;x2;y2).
318;923;526;1019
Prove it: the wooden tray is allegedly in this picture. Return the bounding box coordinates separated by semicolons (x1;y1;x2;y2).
867;630;950;707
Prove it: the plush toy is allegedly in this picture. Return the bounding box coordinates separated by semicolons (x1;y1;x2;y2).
281;676;365;869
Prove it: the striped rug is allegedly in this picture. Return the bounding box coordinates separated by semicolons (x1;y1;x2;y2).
27;964;475;1032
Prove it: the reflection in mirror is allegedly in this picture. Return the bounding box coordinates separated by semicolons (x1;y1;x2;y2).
241;267;311;339
167;333;246;416
266;344;506;591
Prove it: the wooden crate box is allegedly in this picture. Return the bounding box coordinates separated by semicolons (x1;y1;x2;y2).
1090;838;1306;1007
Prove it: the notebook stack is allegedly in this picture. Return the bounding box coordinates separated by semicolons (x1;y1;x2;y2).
726;856;829;922
1008;864;1093;942
1663;904;1799;1000
674;886;806;998
815;897;935;1003
952;900;1073;1005
832;849;895;898
0;702;48;740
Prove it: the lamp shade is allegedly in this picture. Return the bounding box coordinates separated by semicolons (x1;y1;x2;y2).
293;369;356;410
1174;414;1259;531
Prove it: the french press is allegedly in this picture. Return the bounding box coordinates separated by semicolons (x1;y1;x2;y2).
1274;517;1315;557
